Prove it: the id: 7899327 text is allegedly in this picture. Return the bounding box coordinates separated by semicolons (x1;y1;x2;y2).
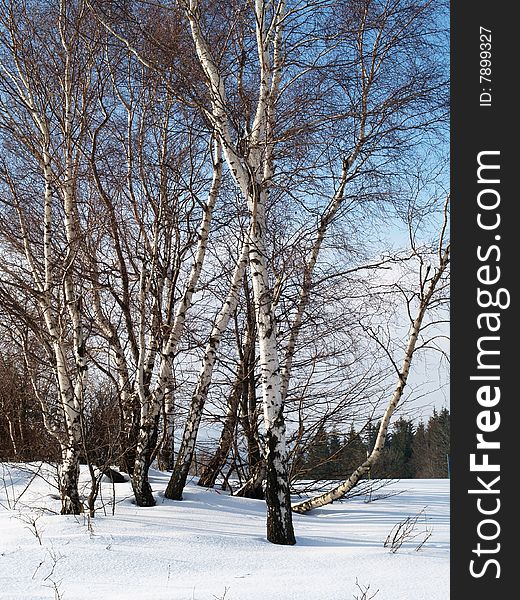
480;26;492;107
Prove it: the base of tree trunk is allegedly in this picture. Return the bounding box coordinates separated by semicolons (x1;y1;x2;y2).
131;466;156;507
164;471;185;500
233;462;266;499
197;446;232;489
266;520;296;545
197;469;217;489
60;494;82;515
234;482;265;500
265;434;296;545
59;450;82;515
265;501;296;544
133;483;156;507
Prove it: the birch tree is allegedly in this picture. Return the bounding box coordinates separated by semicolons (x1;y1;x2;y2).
292;197;450;513
164;238;248;499
197;279;258;491
156;0;445;543
179;0;297;545
128;134;224;506
0;0;101;513
83;43;226;506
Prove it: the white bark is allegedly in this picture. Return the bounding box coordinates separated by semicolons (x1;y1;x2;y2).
165;240;249;499
131;138;223;505
23;110;84;513
10;94;82;513
184;0;295;544
292;244;450;513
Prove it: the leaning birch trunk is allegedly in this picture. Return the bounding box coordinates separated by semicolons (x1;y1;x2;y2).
131;139;223;507
198;315;255;489
164;241;248;500
196;355;246;489
292;245;450;514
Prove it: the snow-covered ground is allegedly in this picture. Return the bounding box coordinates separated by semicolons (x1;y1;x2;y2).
0;464;449;600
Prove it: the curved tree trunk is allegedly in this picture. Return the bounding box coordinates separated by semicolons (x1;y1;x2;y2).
292;244;450;514
198;289;256;489
197;376;242;489
165;242;248;500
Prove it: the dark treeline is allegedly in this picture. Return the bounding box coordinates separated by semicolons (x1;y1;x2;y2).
300;409;450;480
0;363;451;483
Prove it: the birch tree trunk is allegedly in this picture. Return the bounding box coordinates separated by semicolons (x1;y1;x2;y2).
157;384;175;471
198;308;256;489
55;3;89;514
247;202;295;543
164;241;248;500
130;138;223;506
292;242;450;513
59;442;82;514
0;3;91;514
184;0;295;544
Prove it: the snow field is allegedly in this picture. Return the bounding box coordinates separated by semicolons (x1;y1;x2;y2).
0;465;448;600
